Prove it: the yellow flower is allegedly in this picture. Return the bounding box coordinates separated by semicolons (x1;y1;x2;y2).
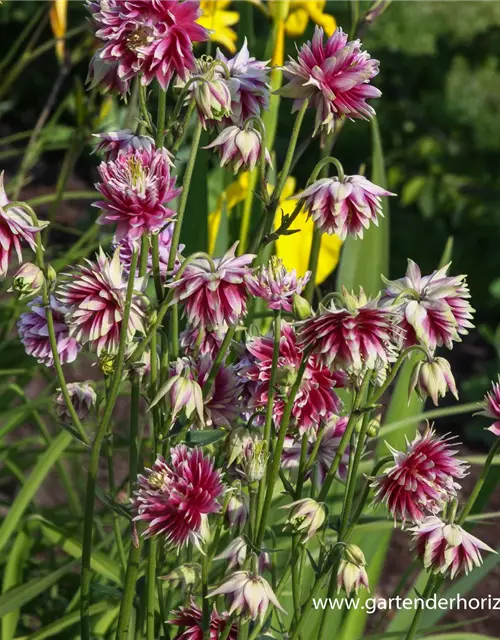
49;0;67;63
198;1;240;53
283;1;337;38
208;173;342;285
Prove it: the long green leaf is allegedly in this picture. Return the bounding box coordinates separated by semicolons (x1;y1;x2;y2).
425;635;498;640
1;530;32;640
25;601;109;639
0;431;72;553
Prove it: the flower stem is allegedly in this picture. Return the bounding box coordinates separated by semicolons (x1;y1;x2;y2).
369;345;428;404
146;538;157;640
404;574;437;640
304;227;321;303
201;552;210;639
458;438;500;525
116;542;143;639
156;86;167;148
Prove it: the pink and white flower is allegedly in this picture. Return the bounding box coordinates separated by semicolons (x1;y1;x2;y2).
0;172;47;279
9;262;44;300
282;498;326;541
245;256;311;312
92;129;155;160
197;356;242;427
53;381;97;423
87;0;208;92
294;175;395;239
410;517;495;578
168;601;238;640
18;296;80;367
409;356;458;406
87;51;129;95
204;124;271;174
168;243;254;329
382;260;475;352
241;322;343;434
478;376;500;436
94;146;181;241
57;248;145;355
132;446;224;550
337;545;370;596
180;325;227;359
150;357;205;425
371;428;468;525
279;27;381;135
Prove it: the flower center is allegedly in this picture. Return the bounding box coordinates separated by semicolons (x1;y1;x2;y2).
126;27;153;52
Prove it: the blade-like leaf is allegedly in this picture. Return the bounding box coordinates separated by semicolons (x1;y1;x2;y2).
25;601;109;640
1;530;32;640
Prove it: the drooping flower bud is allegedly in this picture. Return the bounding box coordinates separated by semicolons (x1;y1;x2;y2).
292;292;312;320
337;545;370;596
409;356;458;406
226;486;249;530
193;74;232;126
9;263;44;300
53;381;97;423
282;498;326;541
239;433;266;484
204;124;271;174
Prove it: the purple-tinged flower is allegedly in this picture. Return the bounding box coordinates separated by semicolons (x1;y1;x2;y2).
245;256;311;312
294;175;395;240
371;427;468;525
478;377;500;436
18;296;80;367
0;172;47;279
87;51;129;94
150;357;205;425
185;60;232;128
382;260;475;352
132;446;224;550
216;38;270;125
208;570;285;622
180;325;227;359
282;415;350;485
197;356;242;427
282;498;326;541
94;146;181;241
337;545;370;596
298;289;399;373
57;248;145;355
225;487;249;530
53;381;97;423
409;356;458;406
9;262;44;300
279;27;381;135
168;243;255;329
92;129;155;160
205;124;271;174
168;600;238;640
87;0;208;92
241;322;343;434
410;517;495;579
215;537;270;573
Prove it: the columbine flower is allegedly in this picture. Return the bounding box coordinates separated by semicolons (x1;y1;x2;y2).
337;545;370;596
87;0;208;92
241;322;343;434
216;39;270;124
225;487;249;530
245;256;311;312
478;377;500;436
294;175;395;240
87;52;129;95
92;129;155;160
215;537;271;573
371;427;468;525
382;259;475;352
150;357;205;426
169;600;238;640
180;325;227;359
208;571;285;622
279;27;381;135
0;172;47;279
168;243;255;329
282;498;326;541
409;356;458;406
282;415;350;485
197;356;242;427
9;263;44;300
410;517;495;579
94;146;181;241
132;446;224;550
298;289;398;374
57;248;145;355
237;432;266;484
205;124;271;174
18;296;80;367
198;0;239;53
53;381;97;423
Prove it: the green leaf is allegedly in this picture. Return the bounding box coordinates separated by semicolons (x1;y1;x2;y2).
181;132;208;254
186;429;227;446
1;529;32;640
0;431;72;554
424;635;499;640
336;116;390;296
25;601;109;640
401;175;427;206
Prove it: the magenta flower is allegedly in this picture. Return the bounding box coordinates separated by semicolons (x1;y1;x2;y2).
18;296;80;367
279;27;381;135
410;517;495;578
204;124;271;174
197;356;242;427
282;415;350;484
478;376;500;436
169;600;238;640
54;381;97;423
87;0;208;92
132;446;224;550
57;249;145;355
0;172;47;279
168;244;255;329
87;51;129;94
371;428;468;525
245;257;311;312
92;129;155;160
180;325;227;359
383;260;475;352
241;322;343;434
94;147;181;242
298;289;398;373
216;38;270;125
294;175;395;240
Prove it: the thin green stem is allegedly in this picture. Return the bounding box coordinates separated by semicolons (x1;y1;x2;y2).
202;327;235;396
146;539;157;640
405;574;437;640
458;438;500;524
156;87;167;148
116;542;143;639
201;553;210;640
304;227;321;303
369;345;429;404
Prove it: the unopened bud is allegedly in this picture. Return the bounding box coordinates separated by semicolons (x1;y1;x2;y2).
161;563;201;588
344;544;366;567
292;293;312;320
9;263;44;300
276;364;297;389
46;264;57;284
228;427;251;466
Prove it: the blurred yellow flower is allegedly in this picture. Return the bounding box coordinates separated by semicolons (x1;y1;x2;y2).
49;0;67;63
282;1;337;38
208;173;341;285
198;1;240;53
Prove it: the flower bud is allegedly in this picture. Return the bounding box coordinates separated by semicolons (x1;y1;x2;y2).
46;264;57;285
337;545;370;596
161;563;201;589
99;352;116;377
9;263;44;300
275;363;298;390
344;544;366;567
240;433;266;483
204;124;271;174
228;427;252;466
193;75;232;125
53;381;97;423
292;293;312;320
409;356;458;406
282;498;326;541
226;487;249;530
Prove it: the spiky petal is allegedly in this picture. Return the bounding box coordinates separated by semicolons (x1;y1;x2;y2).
245;256;311;312
168;600;238;640
478;376;500;436
92;129;155;160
